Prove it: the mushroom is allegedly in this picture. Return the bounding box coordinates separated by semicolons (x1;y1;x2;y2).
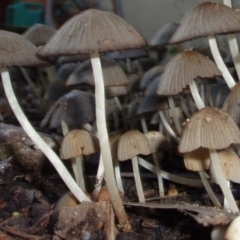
170;2;240;89
60;128;99;191
38;9;146;232
179;107;240;212
0;30;89;202
118;130;151;202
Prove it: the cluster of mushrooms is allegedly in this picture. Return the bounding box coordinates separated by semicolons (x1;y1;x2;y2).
1;1;240;239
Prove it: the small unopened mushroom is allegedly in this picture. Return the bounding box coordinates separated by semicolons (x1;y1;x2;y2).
60;128;99;191
118;130;150;202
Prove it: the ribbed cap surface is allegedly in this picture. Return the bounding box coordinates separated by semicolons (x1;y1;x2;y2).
118;130;150;161
179;107;240;152
170;2;240;44
38;9;146;57
210;148;240;184
222;83;240;126
157;50;222;95
60;129;99;159
23;24;56;46
0;30;48;67
66;56;129;87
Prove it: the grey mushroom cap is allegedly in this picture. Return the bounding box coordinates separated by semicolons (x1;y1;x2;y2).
38;9;146;57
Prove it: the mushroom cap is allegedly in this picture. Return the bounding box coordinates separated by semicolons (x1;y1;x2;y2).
225;215;240;240
222;83;240;126
157;50;222;96
106;86;128;98
22;24;56;46
60;129;99;159
118;130;151;161
38;9;146;57
66;56;129;87
56;63;78;80
140;65;164;90
104;48;148;60
149;22;179;47
170;2;240;44
179;107;240;153
41;89;117;129
210;148;240;184
184;147;210;171
144;131;168;153
0;30;49;67
40;90;96;129
137;96;169;115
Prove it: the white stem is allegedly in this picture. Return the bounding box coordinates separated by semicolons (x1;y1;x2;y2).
209;149;239;213
90;51;131;232
208;35;236;89
92;154;104;200
137;157;203;187
199;171;221;208
45;66;55;82
1;68;90;202
189;81;205;110
168;96;181;135
113;157;124;193
223;0;240;80
132;156;145;202
159;110;178;141
72;156;86;191
224;180;231;210
61;121;86;191
153;152;164;197
140;117;148;134
200;84;205;104
179;95;191;118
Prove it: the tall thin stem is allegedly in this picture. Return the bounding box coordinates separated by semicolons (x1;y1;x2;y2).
90;51;131;232
1;68;90;202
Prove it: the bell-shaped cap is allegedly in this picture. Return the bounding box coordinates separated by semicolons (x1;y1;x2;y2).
0;30;49;67
170;2;240;44
60;129;99;159
22;23;56;46
38;9;146;57
210;148;240;184
157;50;222;96
41;89;117;129
179;107;240;153
66;56;129;87
222;83;240;126
145;131;168;153
118;130;150;161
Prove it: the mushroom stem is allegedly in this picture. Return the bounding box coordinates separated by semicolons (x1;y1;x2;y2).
208;35;236;89
159;111;178;141
137;157;203;187
61;121;86;191
168;96;181;135
209;148;239;213
179;95;191;117
1;68;90;202
199;171;221;208
189;80;205;110
152;152;165;197
132;156;145;202
223;0;240;80
92;154;104;200
113;156;124;193
140;117;148;134
90;51;131;232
